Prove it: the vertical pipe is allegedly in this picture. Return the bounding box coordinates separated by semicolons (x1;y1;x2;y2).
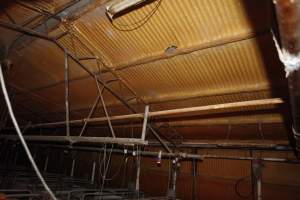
70;159;75;177
192;149;198;200
43;155;49;173
252;159;263;200
168;158;179;199
257;175;262;200
135;147;141;196
91;161;96;184
64;51;70;137
141;105;149;140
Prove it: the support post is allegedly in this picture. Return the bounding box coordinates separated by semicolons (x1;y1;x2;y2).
252;159;263;200
64;51;70;137
135;147;141;198
91;161;96;184
141;105;149;140
192;149;198;200
43;155;49;173
70;159;75;177
167;157;180;199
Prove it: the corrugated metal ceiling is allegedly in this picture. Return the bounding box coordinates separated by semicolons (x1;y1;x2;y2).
0;0;290;140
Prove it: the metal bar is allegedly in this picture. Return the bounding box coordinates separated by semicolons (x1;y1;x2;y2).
15;1;61;20
141;105;149;140
55;30;69;40
78;56;97;61
91;161;96;184
28;143;300;164
148;125;172;153
2;8;16;24
79;95;100;137
257;175;262;200
64;51;70;137
21;13;43;27
70;159;75;177
43;155;49;173
0;21;53;41
149;140;292;151
0;135;148;146
95;77;116;138
192;149;197;200
135;148;141;197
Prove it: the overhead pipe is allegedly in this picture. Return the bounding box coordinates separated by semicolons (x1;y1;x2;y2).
0;135;148;146
274;0;300;156
17;143;300;164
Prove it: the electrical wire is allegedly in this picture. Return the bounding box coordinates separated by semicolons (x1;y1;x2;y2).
234;175;252;199
0;64;57;200
105;154;127;181
112;0;163;31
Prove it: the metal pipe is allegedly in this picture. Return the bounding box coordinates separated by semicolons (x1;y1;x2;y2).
21;143;300;164
141;105;149;140
43;155;49;173
64;51;70;137
192;149;198;200
148;125;172;153
95;77;116;138
274;0;300;156
149;141;292;151
0;135;148;146
79;95;100;137
135;148;141;196
91;161;96;184
70;159;75;177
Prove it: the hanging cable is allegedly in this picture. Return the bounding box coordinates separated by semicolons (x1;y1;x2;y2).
234;175;253;199
112;0;163;31
0;64;57;200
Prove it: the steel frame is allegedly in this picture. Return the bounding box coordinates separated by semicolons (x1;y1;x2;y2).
0;19;172;151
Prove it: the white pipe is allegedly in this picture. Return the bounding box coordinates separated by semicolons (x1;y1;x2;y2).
0;64;57;200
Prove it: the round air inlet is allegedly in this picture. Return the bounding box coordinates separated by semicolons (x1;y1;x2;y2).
165;45;177;54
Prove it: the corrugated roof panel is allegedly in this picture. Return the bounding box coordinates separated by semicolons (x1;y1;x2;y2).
117;35;285;104
74;0;271;66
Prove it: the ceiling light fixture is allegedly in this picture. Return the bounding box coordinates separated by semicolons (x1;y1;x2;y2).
106;0;148;20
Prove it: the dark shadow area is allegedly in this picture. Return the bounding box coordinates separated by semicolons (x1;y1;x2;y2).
241;0;295;152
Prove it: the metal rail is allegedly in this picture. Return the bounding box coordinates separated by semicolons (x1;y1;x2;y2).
0;135;148;145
